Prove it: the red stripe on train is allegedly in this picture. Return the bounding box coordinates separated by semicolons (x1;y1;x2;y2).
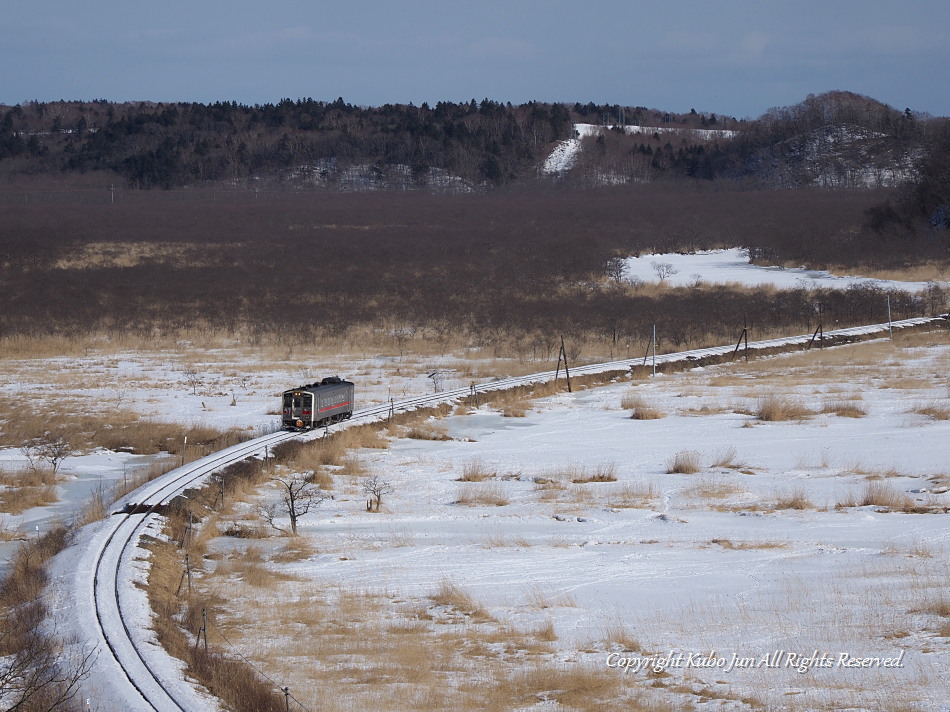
318;401;352;413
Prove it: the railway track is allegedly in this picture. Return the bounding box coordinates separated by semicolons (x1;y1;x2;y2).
88;315;944;710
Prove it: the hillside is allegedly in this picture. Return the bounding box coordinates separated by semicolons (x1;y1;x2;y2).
2;91;944;194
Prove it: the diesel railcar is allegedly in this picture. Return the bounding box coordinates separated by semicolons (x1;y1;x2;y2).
281;377;355;430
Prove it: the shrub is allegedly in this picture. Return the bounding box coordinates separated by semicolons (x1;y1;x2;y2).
774;487;812;510
622;392;664;420
666;450;702;474
757;395;812;421
821;399;868;418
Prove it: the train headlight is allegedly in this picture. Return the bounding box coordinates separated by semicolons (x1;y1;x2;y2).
296;419;304;428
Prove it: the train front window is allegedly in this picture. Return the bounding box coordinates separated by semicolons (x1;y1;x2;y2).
283;395;305;411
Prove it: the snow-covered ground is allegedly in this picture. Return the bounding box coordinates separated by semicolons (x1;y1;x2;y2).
202;333;950;710
0;347;475;548
626;248;943;292
1;250;940;549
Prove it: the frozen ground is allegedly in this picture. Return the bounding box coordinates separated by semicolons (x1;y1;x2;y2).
625;248;942;292
0;347;476;548
205;333;950;711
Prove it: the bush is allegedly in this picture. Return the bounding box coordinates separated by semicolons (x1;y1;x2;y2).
666;450;702;474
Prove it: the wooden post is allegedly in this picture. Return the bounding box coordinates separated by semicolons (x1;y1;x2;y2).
652;325;657;377
887;294;893;339
556;335;572;393
733;316;749;361
807;303;824;350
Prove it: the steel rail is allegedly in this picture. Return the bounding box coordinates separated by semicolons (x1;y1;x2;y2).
91;429;298;711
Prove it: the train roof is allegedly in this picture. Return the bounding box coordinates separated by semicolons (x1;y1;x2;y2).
283;376;353;394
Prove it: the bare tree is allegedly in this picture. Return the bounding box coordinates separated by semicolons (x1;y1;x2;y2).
183;367;202;396
362;474;394;513
0;605;96;712
604;256;627;283
21;435;73;476
651;261;678;282
260;473;330;535
37;437;72;476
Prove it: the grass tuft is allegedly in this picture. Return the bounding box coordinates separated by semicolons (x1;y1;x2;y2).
757;395;812;421
666;450;702;474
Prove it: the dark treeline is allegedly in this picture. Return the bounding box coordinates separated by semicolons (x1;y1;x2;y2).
0;186;943;354
6;91;943;191
0;98;578;188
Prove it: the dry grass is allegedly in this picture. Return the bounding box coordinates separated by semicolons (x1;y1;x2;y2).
600;621;644;653
0;466;60;514
774;486;813;510
404;422;452;440
757;395;812;421
458;459;496;482
684;478;748;502
909;401;950;420
570;462;618;483
431;580;492;621
710;538;788;550
605;481;659;508
482;533;532;549
533;619;558;642
821;398;868;418
501;401;529;417
525;585;577;610
709;446;747;470
858;481;917;511
622;392;665;420
666;450;702;474
270;537;317;563
0;398;242;457
455;483;509;507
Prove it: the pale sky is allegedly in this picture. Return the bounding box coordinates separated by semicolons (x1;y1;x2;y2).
4;0;948;119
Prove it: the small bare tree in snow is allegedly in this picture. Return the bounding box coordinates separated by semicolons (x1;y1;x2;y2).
362;474;394;513
651;261;678;282
183;367;202;396
21;435;73;475
261;472;331;535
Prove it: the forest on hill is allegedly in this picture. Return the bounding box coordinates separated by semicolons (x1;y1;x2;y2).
1;90;943;192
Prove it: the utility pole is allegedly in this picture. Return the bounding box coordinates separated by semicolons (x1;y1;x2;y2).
887;294;893;339
652;324;657;376
641;325;658;376
555;335;572;392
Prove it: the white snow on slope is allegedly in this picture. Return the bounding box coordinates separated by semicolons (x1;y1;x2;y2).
543;123;737;175
541;124;600;174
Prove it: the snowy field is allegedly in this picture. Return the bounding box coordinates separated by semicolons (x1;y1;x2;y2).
202;332;950;711
625;248;942;292
0;347;478;551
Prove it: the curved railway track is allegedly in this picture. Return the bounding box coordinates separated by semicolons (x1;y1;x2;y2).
89;315;943;710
